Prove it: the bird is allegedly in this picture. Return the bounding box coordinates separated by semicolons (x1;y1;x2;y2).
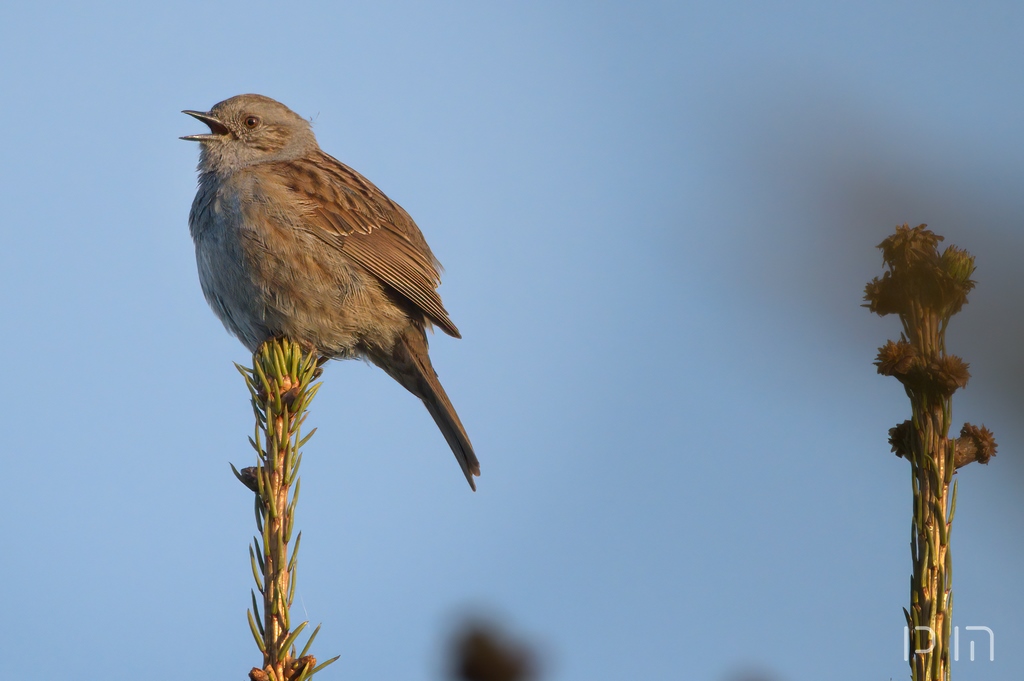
182;94;480;490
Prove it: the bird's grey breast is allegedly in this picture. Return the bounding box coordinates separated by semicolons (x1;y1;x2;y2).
189;170;277;350
188;171;253;240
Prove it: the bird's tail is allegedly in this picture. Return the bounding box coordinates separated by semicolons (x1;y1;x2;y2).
369;327;480;490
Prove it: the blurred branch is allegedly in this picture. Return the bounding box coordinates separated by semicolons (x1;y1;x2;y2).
451;621;537;681
865;224;995;681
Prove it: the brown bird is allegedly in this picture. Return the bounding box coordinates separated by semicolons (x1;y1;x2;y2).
182;94;480;490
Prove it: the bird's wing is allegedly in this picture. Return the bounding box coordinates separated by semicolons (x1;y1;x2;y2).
270;151;461;338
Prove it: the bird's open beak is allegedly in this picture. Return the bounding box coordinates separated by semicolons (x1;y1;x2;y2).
180;110;231;141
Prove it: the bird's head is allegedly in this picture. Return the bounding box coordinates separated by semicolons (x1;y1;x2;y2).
182;94;318;174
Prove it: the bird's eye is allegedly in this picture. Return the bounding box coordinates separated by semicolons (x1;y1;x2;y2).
244;116;260;129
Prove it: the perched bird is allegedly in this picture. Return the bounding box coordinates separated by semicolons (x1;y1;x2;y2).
182;94;480;490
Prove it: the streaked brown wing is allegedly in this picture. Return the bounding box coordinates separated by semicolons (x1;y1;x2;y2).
271;151;461;338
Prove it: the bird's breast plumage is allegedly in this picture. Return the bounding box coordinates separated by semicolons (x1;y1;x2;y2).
189;167;408;356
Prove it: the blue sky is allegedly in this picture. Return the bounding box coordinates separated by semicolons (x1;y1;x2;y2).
1;2;1022;680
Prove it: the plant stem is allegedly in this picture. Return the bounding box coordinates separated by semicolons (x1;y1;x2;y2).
864;225;994;681
235;339;337;681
